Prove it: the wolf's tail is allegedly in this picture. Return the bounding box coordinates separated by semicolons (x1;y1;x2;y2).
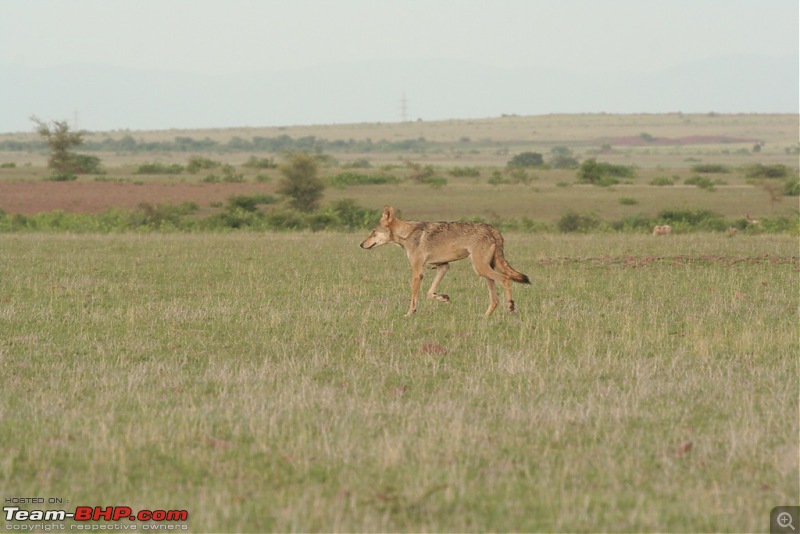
498;255;531;284
491;232;530;284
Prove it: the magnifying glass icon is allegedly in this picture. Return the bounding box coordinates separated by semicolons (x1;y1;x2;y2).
778;512;796;531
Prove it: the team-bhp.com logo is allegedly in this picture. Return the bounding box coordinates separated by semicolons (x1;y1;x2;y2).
4;505;188;529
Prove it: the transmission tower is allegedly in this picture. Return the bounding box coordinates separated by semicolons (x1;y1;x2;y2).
399;91;408;122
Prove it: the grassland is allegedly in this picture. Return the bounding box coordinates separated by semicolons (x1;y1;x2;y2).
1;232;797;532
0;113;798;532
1;113;797;226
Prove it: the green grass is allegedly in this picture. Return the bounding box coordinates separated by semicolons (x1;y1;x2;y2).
1;232;797;532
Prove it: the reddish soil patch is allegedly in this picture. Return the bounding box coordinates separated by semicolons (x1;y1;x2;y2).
601;135;761;146
0;182;275;215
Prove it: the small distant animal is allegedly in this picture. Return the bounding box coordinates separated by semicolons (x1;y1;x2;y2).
652;225;672;236
360;205;530;316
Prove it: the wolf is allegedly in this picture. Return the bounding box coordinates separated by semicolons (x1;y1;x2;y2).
360;205;530;316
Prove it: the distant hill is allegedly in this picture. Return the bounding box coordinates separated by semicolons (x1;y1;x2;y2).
1;54;797;133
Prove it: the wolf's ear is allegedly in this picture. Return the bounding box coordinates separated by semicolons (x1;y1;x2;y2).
380;205;395;226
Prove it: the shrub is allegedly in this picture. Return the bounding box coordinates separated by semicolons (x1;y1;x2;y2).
406;161;433;182
611;213;654;233
135;162;184;175
507;168;535;185
263;209;308;230
488;171;508;186
549;146;580;169
691;163;730;173
1;202;795;235
197;166;240;182
132;202;199;230
325;199;378;229
227;194;278;212
205;208;260;230
327;172;400;188
517;218;554;233
242;156;277;169
419;175;447;188
744;164;798;199
650;176;675;186
784;177;800;196
448;166;481;177
277;152;326;212
341;159;372;169
69;154;103;174
405;162;447;188
507;151;544;168
657;208;728;232
744;164;792;180
757;213;800;234
186;156;221;173
488;169;534;186
45;172;78;182
618;197;638;205
577;159;635;185
684;175;726;191
557;211;601;233
307;212;339;231
220;164;245;183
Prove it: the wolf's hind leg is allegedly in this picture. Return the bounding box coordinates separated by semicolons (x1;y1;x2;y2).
427;264;451;303
482;278;499;316
470;253;508;316
502;278;515;312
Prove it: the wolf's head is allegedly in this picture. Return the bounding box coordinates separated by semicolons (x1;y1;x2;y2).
359;205;397;249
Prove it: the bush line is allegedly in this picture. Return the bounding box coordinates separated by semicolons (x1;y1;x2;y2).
0;201;796;235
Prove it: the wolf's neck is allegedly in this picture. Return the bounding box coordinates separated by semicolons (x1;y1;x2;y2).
392;220;421;244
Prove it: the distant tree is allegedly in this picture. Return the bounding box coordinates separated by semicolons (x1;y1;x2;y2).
549;146;580;169
31;116;101;175
577;158;635;186
507;151;544;168
277;152;325;212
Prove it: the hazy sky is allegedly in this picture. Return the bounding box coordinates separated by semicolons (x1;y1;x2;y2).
3;0;796;73
1;0;797;131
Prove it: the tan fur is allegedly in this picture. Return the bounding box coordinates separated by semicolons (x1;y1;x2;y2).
652;225;672;236
360;205;530;316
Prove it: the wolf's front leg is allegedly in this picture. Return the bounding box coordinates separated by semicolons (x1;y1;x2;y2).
406;270;423;316
427;263;451;303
